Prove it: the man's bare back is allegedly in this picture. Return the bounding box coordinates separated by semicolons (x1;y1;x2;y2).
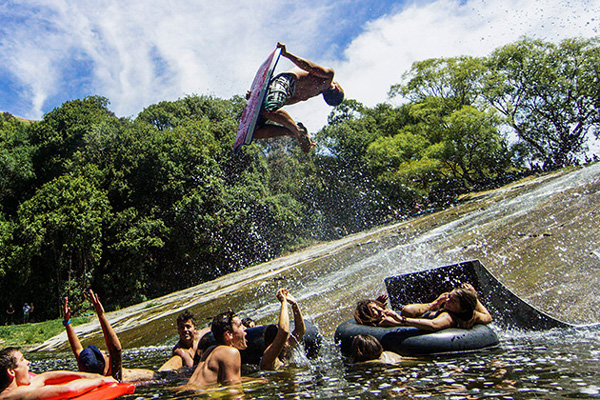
187;345;241;389
285;67;335;104
186;311;247;390
252;42;344;153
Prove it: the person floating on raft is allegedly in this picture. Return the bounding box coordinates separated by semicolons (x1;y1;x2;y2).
63;290;156;382
0;347;116;400
251;42;344;153
354;283;492;331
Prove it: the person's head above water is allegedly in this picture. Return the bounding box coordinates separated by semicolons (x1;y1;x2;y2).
0;347;23;391
176;310;197;344
350;334;383;363
444;287;477;320
211;310;247;350
354;299;386;326
323;82;344;106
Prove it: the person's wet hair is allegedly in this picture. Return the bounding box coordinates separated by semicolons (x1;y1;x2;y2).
0;347;19;391
211;310;236;344
350;334;383;363
323;86;344;106
354;299;385;326
177;310;196;328
449;288;477;321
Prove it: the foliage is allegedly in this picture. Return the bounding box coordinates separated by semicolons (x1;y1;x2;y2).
484;37;600;169
0;36;597;320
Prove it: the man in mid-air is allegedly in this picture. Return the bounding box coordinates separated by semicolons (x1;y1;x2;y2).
253;42;344;153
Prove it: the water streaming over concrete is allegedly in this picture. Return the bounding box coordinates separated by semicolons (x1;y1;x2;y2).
34;163;600;352
26;163;600;399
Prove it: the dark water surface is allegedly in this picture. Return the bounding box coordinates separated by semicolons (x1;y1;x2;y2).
28;326;600;399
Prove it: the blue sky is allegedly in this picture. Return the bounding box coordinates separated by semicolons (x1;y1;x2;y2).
1;0;599;132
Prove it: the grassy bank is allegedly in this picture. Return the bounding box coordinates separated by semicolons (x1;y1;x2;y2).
0;317;91;348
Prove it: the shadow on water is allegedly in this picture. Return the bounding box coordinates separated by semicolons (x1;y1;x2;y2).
29;163;600;398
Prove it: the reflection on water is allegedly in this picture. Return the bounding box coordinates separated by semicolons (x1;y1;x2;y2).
28;327;600;399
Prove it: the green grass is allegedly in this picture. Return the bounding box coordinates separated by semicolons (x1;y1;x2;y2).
0;316;92;347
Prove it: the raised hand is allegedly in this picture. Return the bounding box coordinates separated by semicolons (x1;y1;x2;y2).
88;289;105;316
63;297;71;322
376;294;388;306
284;291;298;307
277;42;287;56
276;288;288;303
461;283;477;295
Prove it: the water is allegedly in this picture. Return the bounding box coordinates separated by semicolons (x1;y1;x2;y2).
27;327;600;399
28;163;600;398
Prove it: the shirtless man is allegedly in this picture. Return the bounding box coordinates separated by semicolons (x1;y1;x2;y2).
0;347;115;400
253;42;344;153
260;289;305;370
159;310;210;371
187;310;247;389
63;290;155;382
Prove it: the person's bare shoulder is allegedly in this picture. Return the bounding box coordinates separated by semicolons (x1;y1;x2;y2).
212;346;240;361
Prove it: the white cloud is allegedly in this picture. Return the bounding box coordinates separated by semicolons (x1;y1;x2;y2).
334;0;600;121
1;0;599;131
260;0;600;132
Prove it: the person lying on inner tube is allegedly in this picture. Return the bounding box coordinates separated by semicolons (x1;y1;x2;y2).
354;283;492;331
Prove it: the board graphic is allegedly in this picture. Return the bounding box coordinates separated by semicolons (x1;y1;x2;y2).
234;47;281;153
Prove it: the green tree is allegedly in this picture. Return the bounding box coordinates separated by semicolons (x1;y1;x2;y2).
0;114;35;214
30;96;116;183
485;37;600;169
16;165;110;317
390;56;488;112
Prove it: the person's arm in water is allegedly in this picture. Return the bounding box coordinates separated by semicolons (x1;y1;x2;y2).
216;347;243;386
259;289;290;370
285;291;305;347
277;42;334;80
89;290;122;381
462;283;492;324
63;297;84;361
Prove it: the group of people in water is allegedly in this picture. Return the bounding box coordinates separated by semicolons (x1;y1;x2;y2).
0;282;492;398
0;43;499;398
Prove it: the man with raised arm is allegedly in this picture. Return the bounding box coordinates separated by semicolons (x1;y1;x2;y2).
253;42;344;153
187;310;247;389
0;347;115;400
260;288;305;370
63;290;155;382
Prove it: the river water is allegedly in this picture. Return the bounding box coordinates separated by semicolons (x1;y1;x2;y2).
28;164;600;399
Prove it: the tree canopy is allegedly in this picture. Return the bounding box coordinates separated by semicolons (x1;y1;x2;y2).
0;36;598;320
